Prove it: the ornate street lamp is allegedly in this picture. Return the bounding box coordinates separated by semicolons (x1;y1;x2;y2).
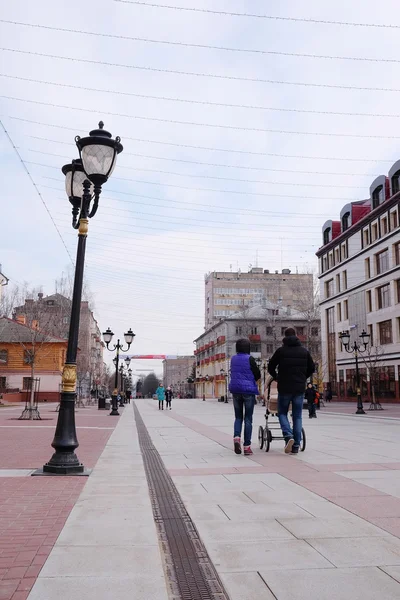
339;329;370;415
38;122;123;476
203;374;209;401
103;327;135;415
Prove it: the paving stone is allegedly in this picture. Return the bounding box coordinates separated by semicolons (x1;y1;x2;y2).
307;536;400;567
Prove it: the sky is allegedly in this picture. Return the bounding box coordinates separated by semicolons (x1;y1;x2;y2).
1;0;400;379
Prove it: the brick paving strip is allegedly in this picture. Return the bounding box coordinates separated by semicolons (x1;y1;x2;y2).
0;404;118;600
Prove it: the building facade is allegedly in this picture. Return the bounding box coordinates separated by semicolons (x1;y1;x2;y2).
0;316;67;401
205;268;313;329
12;294;105;398
194;303;321;399
162;356;195;397
317;161;400;401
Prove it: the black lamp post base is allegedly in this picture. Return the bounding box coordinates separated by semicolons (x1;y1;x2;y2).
32;466;91;476
356;408;366;415
110;394;120;416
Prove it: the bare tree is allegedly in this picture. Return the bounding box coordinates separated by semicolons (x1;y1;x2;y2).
360;345;386;407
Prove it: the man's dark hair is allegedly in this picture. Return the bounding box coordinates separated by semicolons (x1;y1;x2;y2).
284;327;296;337
236;338;251;354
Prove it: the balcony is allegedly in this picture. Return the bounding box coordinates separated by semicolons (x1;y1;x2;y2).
217;336;226;344
249;334;261;342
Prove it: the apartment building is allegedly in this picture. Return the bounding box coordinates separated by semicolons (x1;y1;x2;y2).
205;268;313;329
194;302;321;399
317;161;400;401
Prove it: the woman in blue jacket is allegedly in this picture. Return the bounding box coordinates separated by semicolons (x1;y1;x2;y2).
229;338;261;455
156;384;166;410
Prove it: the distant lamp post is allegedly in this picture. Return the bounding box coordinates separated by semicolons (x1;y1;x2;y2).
202;374;209;401
39;122;123;476
220;368;228;403
256;358;268;406
339;329;370;415
103;327;135;415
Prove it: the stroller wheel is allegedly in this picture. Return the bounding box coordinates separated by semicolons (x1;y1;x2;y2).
258;426;264;449
265;427;271;452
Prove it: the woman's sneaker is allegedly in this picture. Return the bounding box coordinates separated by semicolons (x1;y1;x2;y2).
284;437;294;454
243;446;253;456
233;437;242;454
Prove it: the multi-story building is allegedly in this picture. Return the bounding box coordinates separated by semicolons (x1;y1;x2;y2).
12;294;105;397
194;302;321;399
162;356;195;397
205;268;313;329
0;316;67;401
317;160;400;401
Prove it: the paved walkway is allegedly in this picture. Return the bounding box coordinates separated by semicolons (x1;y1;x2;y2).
3;398;400;599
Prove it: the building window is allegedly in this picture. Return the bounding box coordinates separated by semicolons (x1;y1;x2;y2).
375;248;389;274
341;243;348;259
250;327;258;335
335;248;340;264
325;279;334;298
337;303;342;322
323;228;331;246
391;171;400;195
391;210;398;230
368;324;374;347
372;223;378;242
381;216;388;235
0;349;8;364
344;300;349;320
342;212;350;232
250;344;261;353
379;320;393;345
365;258;371;279
266;326;273;335
366;290;372;313
377;284;391;309
336;274;341;293
235;326;242;335
23;350;33;364
0;376;6;390
296;327;304;336
322;256;328;272
394;242;400;266
266;344;274;354
372;185;384;209
396;279;400;304
342;270;348;290
22;377;33;390
46;300;55;306
363;229;370;246
311;327;319;336
281;327;286;336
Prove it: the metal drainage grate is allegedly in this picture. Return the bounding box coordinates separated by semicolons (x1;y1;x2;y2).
133;402;230;600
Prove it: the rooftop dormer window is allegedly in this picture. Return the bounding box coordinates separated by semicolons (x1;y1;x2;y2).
323;227;331;246
342;212;350;232
372;185;384;209
391;170;400;196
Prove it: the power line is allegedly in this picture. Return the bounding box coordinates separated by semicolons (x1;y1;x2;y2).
27;133;393;164
1;19;399;63
114;1;400;29
3;47;400;93
4;95;400;140
26;147;379;178
0;120;73;264
3;73;400;119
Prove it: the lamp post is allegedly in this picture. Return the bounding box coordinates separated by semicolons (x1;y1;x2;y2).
339;329;370;415
103;327;135;415
220;368;228;403
38;122;123;476
202;374;209;401
119;357;131;405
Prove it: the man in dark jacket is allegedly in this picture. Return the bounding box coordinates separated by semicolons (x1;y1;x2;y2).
268;328;315;454
229;338;261;456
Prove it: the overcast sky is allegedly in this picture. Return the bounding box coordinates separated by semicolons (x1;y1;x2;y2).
1;0;400;377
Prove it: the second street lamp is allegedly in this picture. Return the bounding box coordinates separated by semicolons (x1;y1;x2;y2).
339;329;370;415
103;327;135;416
38;122;123;476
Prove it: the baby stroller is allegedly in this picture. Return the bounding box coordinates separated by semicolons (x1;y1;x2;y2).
258;376;306;452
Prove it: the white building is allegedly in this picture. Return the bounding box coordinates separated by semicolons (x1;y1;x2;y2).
205;268;313;329
317;162;400;401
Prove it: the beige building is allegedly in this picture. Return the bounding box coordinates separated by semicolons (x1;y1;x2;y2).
162;356;195;397
205;268;313;329
317;161;400;401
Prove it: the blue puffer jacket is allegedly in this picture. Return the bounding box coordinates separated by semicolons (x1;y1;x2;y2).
155;386;165;401
229;353;259;395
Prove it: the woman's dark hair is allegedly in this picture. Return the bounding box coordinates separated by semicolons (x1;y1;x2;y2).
284;327;296;337
236;338;251;354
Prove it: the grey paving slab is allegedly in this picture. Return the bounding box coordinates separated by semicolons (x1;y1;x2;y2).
220;502;312;521
180;490;255;505
261;567;400;600
196;520;295;544
0;469;34;477
219;572;276;600
28;576;169;600
294;500;358;519
278;517;391;539
184;504;231;521
41;546;163;577
380;565;400;584
307;536;400;567
207;539;333;571
245;487;325;504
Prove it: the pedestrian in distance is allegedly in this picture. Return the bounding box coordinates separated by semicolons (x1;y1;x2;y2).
165;386;173;410
268;327;315;455
156;383;166;410
305;383;317;419
325;388;332;403
229;338;261;456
